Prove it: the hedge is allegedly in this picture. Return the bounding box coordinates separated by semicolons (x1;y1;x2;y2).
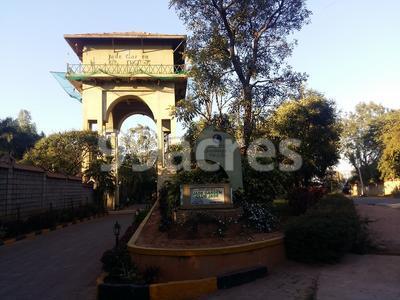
284;194;371;263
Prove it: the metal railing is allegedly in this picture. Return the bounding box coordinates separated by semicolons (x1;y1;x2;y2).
66;63;187;77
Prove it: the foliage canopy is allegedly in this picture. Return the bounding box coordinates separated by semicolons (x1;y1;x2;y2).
171;0;311;149
266;90;341;186
23;130;101;176
378;111;400;180
341;102;388;183
0;110;43;160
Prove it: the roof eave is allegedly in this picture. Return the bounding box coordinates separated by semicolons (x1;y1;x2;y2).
64;33;187;61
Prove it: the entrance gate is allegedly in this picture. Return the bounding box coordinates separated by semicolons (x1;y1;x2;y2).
63;32;188;208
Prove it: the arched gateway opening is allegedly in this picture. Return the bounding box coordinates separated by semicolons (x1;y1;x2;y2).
64;32;188;209
109;97;158;209
118;111;158;209
108;96;155;130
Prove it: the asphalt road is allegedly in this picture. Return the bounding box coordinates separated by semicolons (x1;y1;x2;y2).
0;214;134;300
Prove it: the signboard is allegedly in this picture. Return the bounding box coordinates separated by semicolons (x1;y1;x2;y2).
190;187;225;205
180;183;232;209
107;51;151;65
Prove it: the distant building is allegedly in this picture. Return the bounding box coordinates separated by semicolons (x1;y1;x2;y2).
351;179;400;197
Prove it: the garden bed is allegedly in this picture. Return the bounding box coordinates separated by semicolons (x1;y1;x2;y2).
136;204;282;249
128;202;286;282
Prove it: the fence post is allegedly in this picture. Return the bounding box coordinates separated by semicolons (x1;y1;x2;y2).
5;164;13;217
61;177;68;207
41;172;47;212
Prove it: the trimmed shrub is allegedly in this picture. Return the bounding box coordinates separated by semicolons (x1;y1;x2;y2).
287;186;326;216
173;167;229;185
158;184;174;232
101;246;143;284
134;209;149;226
242;159;290;204
284;194;371;263
392;187;400;198
100;212;159;285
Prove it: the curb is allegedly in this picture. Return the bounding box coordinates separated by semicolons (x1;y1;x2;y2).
128;200;285;256
97;266;268;300
217;266;268;289
108;209;140;215
0;213;108;247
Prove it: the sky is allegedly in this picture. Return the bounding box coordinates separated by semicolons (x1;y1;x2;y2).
1;0;400;174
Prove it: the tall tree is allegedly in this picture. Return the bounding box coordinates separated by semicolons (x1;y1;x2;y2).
119;125;158;168
170;0;311;151
173;46;233;130
17;110;37;134
118;125;158;204
0;110;42;160
378;110;400;180
174;46;239;140
342;102;388;184
266;90;341;186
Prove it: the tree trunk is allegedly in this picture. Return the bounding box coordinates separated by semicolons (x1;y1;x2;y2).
242;86;253;154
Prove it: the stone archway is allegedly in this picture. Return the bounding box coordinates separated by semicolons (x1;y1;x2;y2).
104;93;173;167
106;95;155;131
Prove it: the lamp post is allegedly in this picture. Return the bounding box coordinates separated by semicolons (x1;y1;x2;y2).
113;221;121;248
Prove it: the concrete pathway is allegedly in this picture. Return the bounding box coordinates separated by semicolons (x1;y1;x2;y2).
356;204;400;253
317;255;400;300
202;261;319;300
204;255;400;300
0;214;134;300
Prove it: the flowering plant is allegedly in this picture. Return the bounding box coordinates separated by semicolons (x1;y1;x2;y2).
242;202;279;233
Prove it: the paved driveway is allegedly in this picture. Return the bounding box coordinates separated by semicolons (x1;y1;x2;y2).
0;214;134;300
357;204;400;253
353;196;400;206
